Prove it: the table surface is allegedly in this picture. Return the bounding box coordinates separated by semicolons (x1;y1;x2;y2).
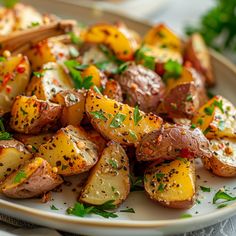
1;0;236;235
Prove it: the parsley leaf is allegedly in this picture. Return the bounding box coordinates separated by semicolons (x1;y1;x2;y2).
190;124;196;129
129;175;144;192
13;170;27;183
204;105;215;116
158;183;165;192
110;113;126;128
0;118;12;140
129;130;137;140
163;59;183;80
33;71;44;78
134;45;155;70
67;200;118;219
108;159;118;169
217;203;228;209
133;105;142;126
82;76;93;89
156;173;165;181
0;57;6;62
180;213;192;219
213;100;224;113
0;0;18;8
186;94;193;102
68;32;81;45
95;61;110;71
98;44;122;65
116;62;129;74
50;205;59;210
200;186;211;192
213;190;236;204
90;111;107;121
30;22;40;27
120;208;135;213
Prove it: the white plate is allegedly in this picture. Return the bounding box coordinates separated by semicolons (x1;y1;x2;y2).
1;1;236;235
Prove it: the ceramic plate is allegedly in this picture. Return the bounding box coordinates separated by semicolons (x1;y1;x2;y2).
1;0;236;235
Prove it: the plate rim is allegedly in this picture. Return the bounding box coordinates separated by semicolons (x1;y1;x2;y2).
2;0;236;231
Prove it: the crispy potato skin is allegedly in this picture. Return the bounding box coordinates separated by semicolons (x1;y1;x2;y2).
116;64;165;113
192;95;236;139
1;157;63;199
103;79;123;102
38;125;98;175
80;142;130;206
136;125;211;162
85;90;163;146
0;139;32;182
0;55;30;116
52;89;86;127
202;139;236;177
10;96;62;134
144;159;195;209
184;33;214;87
84;24;138;61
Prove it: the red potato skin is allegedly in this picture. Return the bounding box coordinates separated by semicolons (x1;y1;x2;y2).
2;159;63;199
116;64;165;113
103;79;123;102
136;125;212;162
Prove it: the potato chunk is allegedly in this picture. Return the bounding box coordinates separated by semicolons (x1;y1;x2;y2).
10;95;62;134
202;138;236;177
85;90;163;145
1;157;63;199
145;159;195;209
52;89;86;126
38;125;98;175
80;142;130;206
0;139;32;181
192;95;236;139
26;62;73;101
0;8;15;35
0;54;30;115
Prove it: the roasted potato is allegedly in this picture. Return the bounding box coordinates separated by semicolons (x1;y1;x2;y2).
136;124;211;162
1;157;63;199
192;95;236;139
0;139;32;182
0;8;15;35
10;95;62;134
85;90;163;145
84;24;138;61
116;64;165;113
38;125;98;175
0;54;30;115
25;39;71;71
80;142;130;206
202;138;236;177
184;33;214;86
26;62;73;101
14;133;54;152
144;159;195;209
52;89;86;127
103;79;123;102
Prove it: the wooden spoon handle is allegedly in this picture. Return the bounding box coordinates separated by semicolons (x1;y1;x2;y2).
0;20;76;54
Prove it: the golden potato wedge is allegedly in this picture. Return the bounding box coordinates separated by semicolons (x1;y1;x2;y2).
10;95;62;134
14;133;54;152
52;89;86;127
184;33;214;87
80;142;130;206
25;39;70;71
85;90;163;145
38;125;98;175
202;138;236;177
0;8;15;35
144;159;195;209
1;157;63;199
0;54;30;115
84;24;138;61
103;79;123;102
0;139;32;182
192;95;236;139
26;62;73;101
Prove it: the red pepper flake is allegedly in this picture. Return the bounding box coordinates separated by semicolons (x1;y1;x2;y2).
2;73;12;86
180;148;193;158
16;64;25;74
52;79;59;86
5;85;12;93
58;52;64;58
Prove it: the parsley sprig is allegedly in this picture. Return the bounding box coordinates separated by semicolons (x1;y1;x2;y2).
13;170;27;184
163;59;183;81
213;190;236;204
133;105;142;126
0;118;12;140
67;200;118;219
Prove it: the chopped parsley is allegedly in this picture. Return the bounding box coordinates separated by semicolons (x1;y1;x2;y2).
163;59;183;80
95;61;110;71
0;57;6;62
68;31;81;45
33;71;44;78
116;62;129;74
134;45;155;70
13;170;27;184
82;76;94;89
197;119;203;125
120;208;135;213
186;94;193;102
130;175;144;192
190;124;196;129
0;118;12;140
180;213;192;219
213;100;224;113
217;203;228;209
108;159;118;169
110;113;126;128
50;205;59;210
129;130;137;140
200;186;211;192
133;105;142;126
203;127;211;135
90;111;107;121
213;190;236;204
156;173;165;181
67;200;118;218
204;105;214;116
98;44;122;65
30;22;40;27
157;183;165;192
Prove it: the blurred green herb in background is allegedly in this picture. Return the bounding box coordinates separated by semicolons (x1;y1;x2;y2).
185;0;236;52
0;0;18;8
